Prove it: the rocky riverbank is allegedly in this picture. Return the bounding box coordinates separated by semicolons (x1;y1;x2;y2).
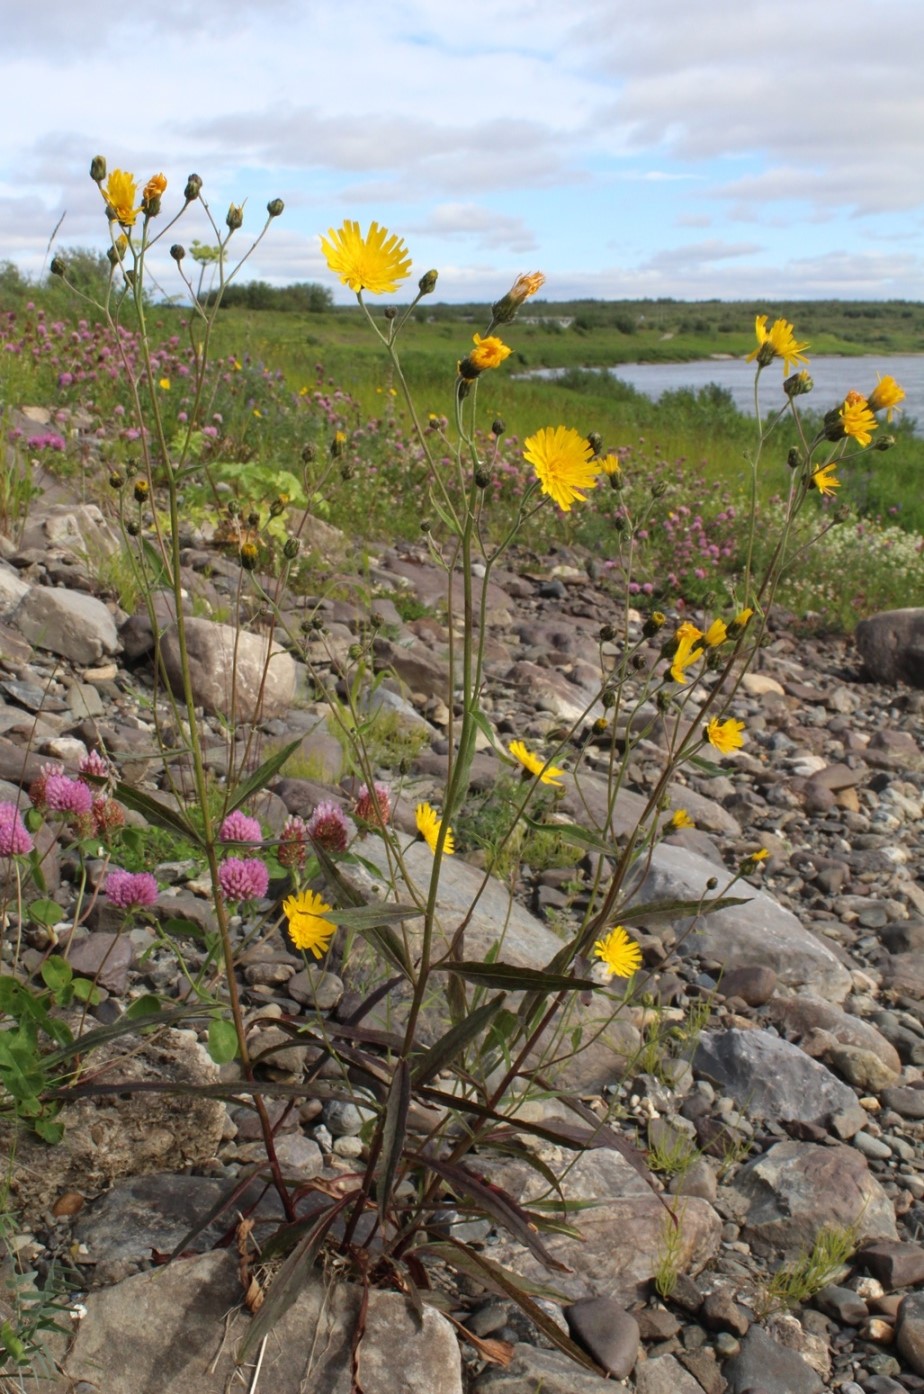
0;483;922;1394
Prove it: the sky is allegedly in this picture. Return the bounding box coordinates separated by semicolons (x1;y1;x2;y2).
2;0;923;304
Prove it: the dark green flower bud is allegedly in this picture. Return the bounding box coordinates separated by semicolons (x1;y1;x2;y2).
784;370;813;398
787;446;803;470
642;611;666;638
184;174;203;201
269;497;287;518
109;471;124;490
587;431;603;455
599;624;616;642
706;876;718;890
474;467;491;489
89;155;107;184
341;462;354;481
226;203;244;231
50;256;66;278
384;306;397;320
873;433;896;451
602;689;616;710
283;538;300;560
246;511;259;528
266;198;285;218
170;244;186;262
301;442;316;463
651;480;668;498
420;519;432;533
125;519;140;537
418;269;438;295
348;643;364;661
491;418;505;436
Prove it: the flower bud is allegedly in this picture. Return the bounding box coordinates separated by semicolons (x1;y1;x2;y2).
823;408;846;443
706;876;718;890
50;256;66;278
587;431;603;455
651;481;668;498
599;624;616;642
240;542;259;570
266;198;285;218
602;689;616;709
283;538;300;560
301;442;316;463
109;471;124;490
420;519;432;533
170;244;186;262
133;480;150;503
184;174;203;202
787;446;803;470
269;497;287;518
491;418;505;436
247;511;259;529
226;203;244;231
384;306;397;320
125;519;140;536
873;433;896;451
474;467;491;489
784;370;813;398
90;155;107;184
418;269;438;295
642;611;666;637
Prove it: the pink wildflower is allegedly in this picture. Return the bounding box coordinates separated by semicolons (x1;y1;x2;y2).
218;857;270;903
92;797;125;838
278;815;308;870
354;782;391;829
0;804;33;856
105;869;159;910
44;773;93;816
219;810;263;845
79;750;111;781
307;801;350;853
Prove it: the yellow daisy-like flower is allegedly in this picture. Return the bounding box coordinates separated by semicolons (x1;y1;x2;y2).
746;314;810;374
669;809;695;830
593;925;643;980
416;802;454;856
142;172;167;206
508;739;565;787
283;888;335;959
599;454;621;476
468;334;512;371
103;169;141;227
812;462;841;498
732;607;754;630
705;717;746;755
523;426;598;512
839;391;877;447
867;374;905;422
670;622;705;685
703;618;728;648
320;220;412;295
158;377;170;391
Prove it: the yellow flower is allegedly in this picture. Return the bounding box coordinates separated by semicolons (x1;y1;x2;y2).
467;334;512;371
103;169;141;227
523;426;598;512
746;314;810;374
598;454;621;476
703;619;728;647
158;377;170;391
670;621;704;684
750;848;769;861
867;374;905;422
593;925;643;980
283;889;335;959
839;391;877;447
812;461;841;497
705;717;746;755
492;271;546;323
320;220;412;295
142;172;167;206
508;739;565;787
669;809;695;830
416;802;454;856
732;607;754;629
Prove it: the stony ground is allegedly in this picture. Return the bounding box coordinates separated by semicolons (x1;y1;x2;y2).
0;470;923;1393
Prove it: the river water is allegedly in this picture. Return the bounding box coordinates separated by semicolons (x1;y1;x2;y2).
551;354;924;435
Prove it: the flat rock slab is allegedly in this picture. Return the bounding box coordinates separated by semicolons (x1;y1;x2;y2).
628;843;853;1001
729;1139;898;1257
474;1342;613;1392
60;1250;463;1394
487;1148;721;1304
12;585;121;664
724;1323;824;1394
693;1028;866;1135
160;617;297;722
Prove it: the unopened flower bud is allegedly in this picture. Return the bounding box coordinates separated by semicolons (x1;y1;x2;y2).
474;467;491;489
89;155;107;184
266;198;285;218
269;496;287;518
457;378;472;401
599;624;616;642
418;269;438;295
184;174;202;201
170;244;186;262
247;511;259;528
784;370;813;398
227;501;240;518
384;306;397;320
283;538;300;560
143;196;162;219
125;519;140;536
133;480;149;503
226;203;244;231
420;519;432;533
587;431;603;455
109;471;124;490
787;446;803;469
341;462;354;481
50;256;66;278
602;689;616;709
873;433;896;451
240;542;259;570
651;480;668;498
706;876;718;890
491;418;505;436
642;611;666;637
301;442;316;463
348;643;364;661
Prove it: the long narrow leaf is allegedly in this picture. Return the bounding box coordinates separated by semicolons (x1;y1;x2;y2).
225;738;302;816
410;998;507;1087
442;962;600;993
414;1155;569;1272
419;1241;603;1374
112;781;203;846
375;1059;410;1230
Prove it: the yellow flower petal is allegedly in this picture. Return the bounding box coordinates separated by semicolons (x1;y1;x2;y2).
416;802;454;856
320;220;412;295
523;426;598;512
283;889;335;959
593;925;643;980
509;739;565;787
